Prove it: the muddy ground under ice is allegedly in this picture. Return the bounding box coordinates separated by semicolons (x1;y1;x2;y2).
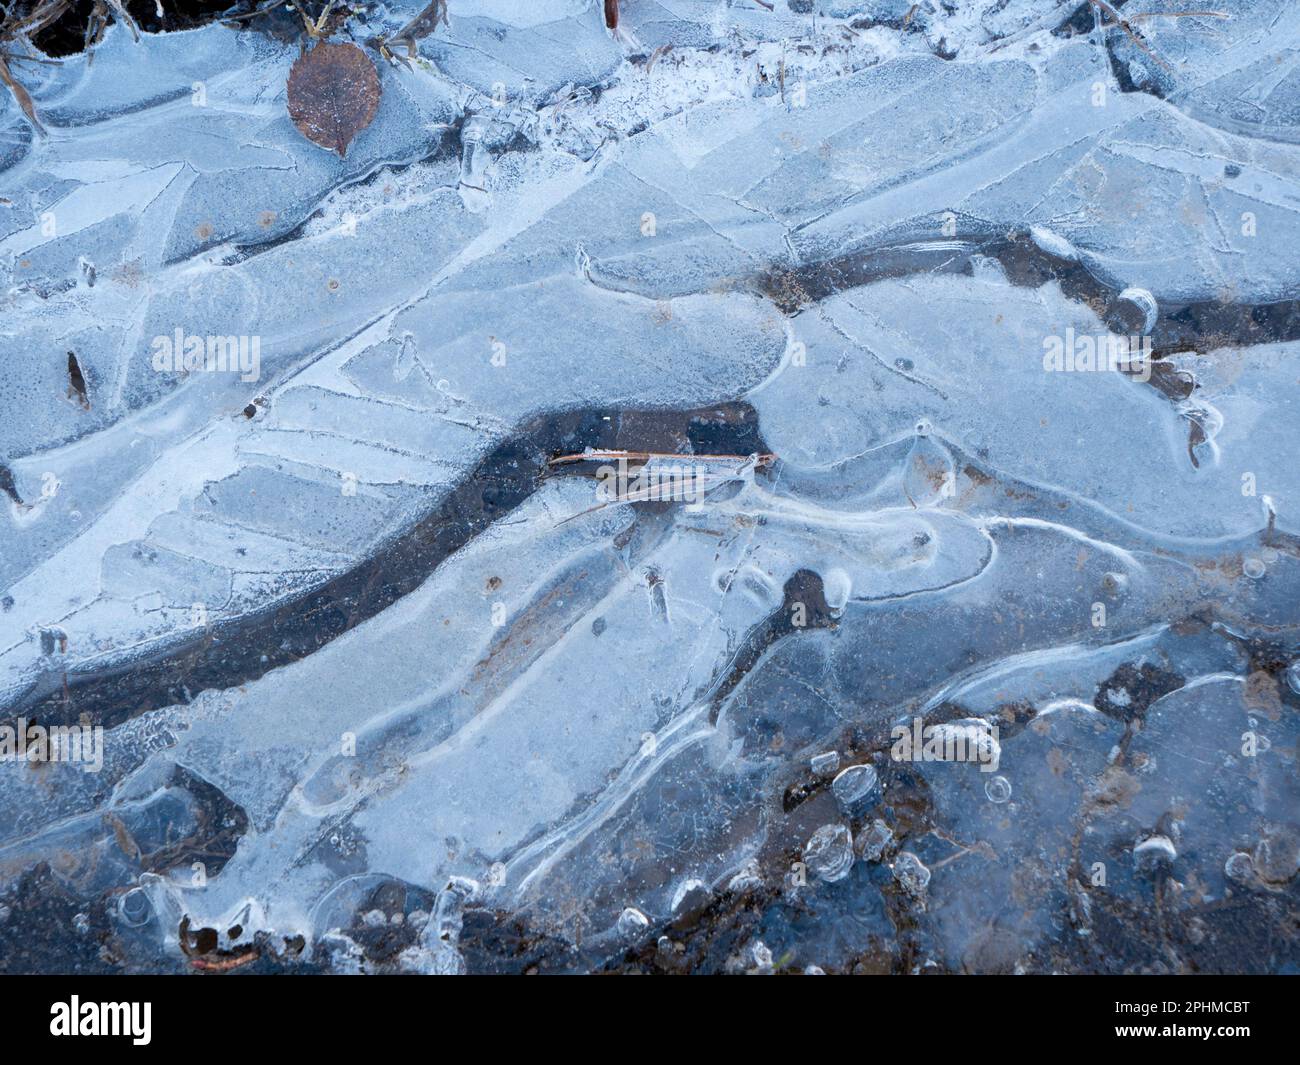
0;0;1298;973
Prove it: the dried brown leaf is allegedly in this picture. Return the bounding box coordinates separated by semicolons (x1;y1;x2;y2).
286;41;381;157
605;0;619;30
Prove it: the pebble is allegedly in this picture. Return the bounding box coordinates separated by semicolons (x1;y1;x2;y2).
1286;660;1300;695
1133;835;1177;874
1253;829;1300;886
671;878;710;914
804;823;855;883
119;888;152;927
831;763;880;814
856;818;893;862
1224;851;1256;883
984;775;1013;804
810;750;840;777
892;851;931;896
617;907;650;938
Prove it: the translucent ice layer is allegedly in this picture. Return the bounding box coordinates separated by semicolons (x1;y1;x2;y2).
1;0;1297;974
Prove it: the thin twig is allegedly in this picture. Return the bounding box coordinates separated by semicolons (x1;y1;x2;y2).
549;450;777;467
1117;10;1228;22
1087;0;1173;70
311;0;336;37
221;1;292;26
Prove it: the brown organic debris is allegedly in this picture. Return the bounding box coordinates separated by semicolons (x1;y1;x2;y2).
66;351;90;409
0;53;44;134
549;450;776;467
287;41;381;157
1085;0;1227;71
380;0;448;62
191;948;260;972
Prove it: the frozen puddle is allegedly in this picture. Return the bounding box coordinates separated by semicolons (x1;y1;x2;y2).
0;0;1298;974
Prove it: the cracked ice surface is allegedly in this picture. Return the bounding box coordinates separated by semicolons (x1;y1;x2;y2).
1;0;1299;974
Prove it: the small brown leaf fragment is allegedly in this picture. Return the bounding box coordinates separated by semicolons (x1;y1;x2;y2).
191;949;260;972
387;0;448;53
605;0;619;30
287;42;381;157
67;351;90;410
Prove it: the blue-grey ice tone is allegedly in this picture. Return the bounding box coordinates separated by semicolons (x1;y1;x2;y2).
1;0;1298;974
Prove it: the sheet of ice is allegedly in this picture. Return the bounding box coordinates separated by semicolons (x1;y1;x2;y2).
2;0;1298;974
